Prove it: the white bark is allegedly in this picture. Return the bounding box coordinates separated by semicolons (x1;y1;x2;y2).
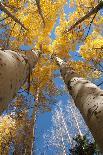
0;49;39;114
54;56;103;152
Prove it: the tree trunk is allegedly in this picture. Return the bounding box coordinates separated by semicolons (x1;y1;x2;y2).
30;87;39;155
54;56;103;152
0;49;39;114
24;87;39;155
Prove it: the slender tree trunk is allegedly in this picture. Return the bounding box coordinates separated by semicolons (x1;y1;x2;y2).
54;56;103;152
24;87;39;155
30;87;39;155
0;49;39;114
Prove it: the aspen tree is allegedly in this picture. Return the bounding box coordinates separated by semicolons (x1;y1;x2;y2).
53;55;103;151
0;49;40;114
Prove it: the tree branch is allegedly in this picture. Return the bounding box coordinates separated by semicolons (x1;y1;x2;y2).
66;1;103;32
35;0;45;27
83;12;97;40
0;2;28;30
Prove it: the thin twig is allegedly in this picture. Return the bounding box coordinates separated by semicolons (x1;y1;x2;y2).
97;81;103;86
83;12;97;41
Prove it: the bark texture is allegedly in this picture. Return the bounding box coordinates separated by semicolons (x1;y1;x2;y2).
54;56;103;152
0;49;39;114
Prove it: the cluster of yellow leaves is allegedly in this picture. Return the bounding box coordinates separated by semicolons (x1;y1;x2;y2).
30;57;58;94
2;0;66;50
51;0;102;60
0;97;33;154
90;70;101;79
70;0;102;33
51;11;85;58
73;0;98;17
0;115;16;154
80;32;103;62
68;0;97;29
94;15;103;34
74;0;98;9
10;97;41;154
65;60;101;79
67;61;94;78
4;0;24;8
